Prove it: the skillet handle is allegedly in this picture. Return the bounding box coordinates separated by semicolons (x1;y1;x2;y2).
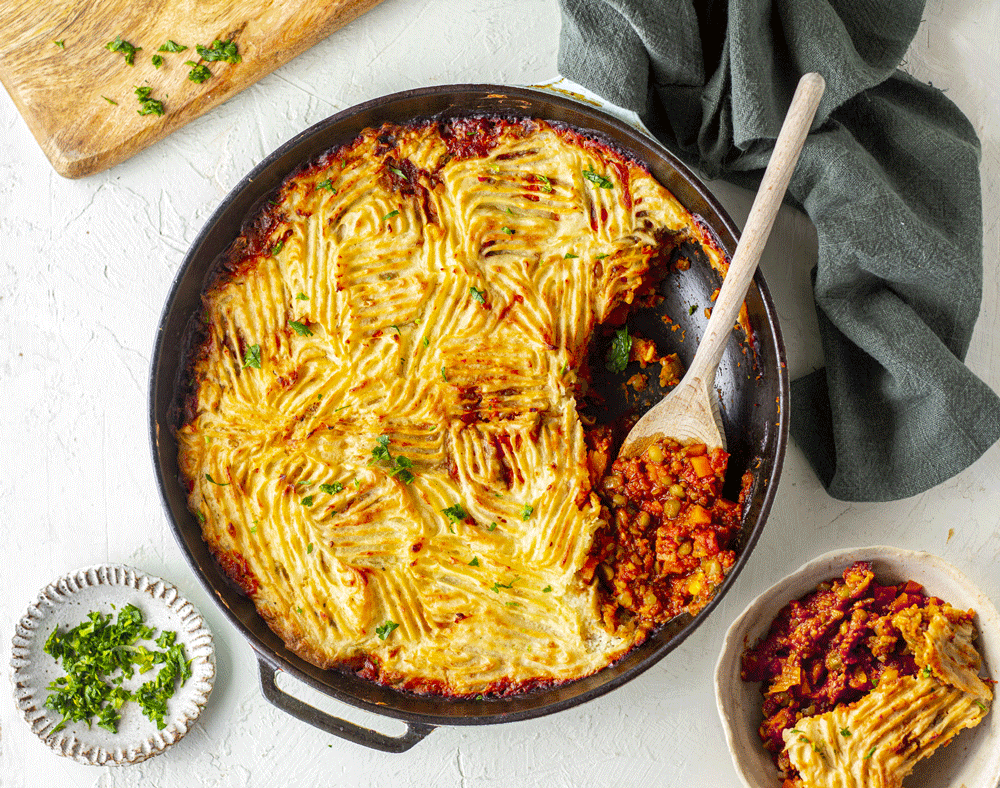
257;659;436;753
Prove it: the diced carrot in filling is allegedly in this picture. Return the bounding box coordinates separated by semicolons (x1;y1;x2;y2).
690;454;713;478
688;504;712;524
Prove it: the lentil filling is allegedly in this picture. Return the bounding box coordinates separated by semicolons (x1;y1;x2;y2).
587;436;752;634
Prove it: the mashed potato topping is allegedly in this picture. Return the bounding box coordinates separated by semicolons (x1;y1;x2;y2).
177;116;731;696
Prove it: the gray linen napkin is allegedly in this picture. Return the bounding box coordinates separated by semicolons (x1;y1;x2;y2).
558;0;1000;501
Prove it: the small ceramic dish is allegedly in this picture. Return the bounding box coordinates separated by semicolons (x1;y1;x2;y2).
715;545;1000;788
10;564;215;766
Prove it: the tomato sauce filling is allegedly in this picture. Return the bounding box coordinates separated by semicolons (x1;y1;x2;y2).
587;435;752;634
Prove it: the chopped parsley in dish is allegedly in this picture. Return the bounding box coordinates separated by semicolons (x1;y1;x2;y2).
43;605;191;733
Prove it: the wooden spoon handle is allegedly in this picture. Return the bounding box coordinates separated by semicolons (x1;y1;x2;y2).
685;72;825;385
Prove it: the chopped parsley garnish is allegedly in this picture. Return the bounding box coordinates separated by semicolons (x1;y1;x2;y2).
106;36;140;65
564;252;578;259
301;495;314;506
500;226;515;235
186;62;212;83
367;435;415;484
158;40;187;53
922;665;932;678
469;286;486;305
369;437;397;465
54;40;65;49
296;292;309;301
863;745;877;761
195;511;206;524
242;344;262;369
839;727;851;737
306;543;314;554
605;326;632;373
505;601;520;608
468;557;480;567
43;604;191;733
196;39;241;64
134;86;164;116
536;174;554;193
101;96;118;105
521;503;533;521
422;336;430;347
156;631;176;648
390;324;401;335
440;366;448;382
151;55;163;68
488;521;498;532
975;699;988;712
490;577;518;593
389;166;406;179
595;253;608;259
583;168;613;189
320;482;344;494
205;473;229;486
382;209;400;221
271;241;284;256
316;179;336;193
289;320;313;336
441;504;467;524
542;585;552;593
689;303;698;315
375;621;398;640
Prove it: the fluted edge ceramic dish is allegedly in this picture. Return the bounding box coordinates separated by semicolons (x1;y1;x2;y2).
10;564;216;766
715;545;1000;788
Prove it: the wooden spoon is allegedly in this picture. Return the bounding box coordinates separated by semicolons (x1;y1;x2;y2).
618;72;825;459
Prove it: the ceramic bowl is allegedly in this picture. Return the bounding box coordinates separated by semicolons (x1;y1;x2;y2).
715;545;1000;788
10;564;215;766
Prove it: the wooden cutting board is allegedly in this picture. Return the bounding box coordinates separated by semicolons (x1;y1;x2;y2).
0;0;385;178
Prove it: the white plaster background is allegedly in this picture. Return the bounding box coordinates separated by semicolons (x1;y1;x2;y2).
2;0;998;785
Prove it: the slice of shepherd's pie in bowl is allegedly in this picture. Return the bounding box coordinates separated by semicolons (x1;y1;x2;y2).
716;546;999;788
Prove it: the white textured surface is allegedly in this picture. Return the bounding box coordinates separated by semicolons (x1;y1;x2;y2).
2;0;998;785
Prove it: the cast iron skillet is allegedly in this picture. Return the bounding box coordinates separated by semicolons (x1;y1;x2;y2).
149;84;789;752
